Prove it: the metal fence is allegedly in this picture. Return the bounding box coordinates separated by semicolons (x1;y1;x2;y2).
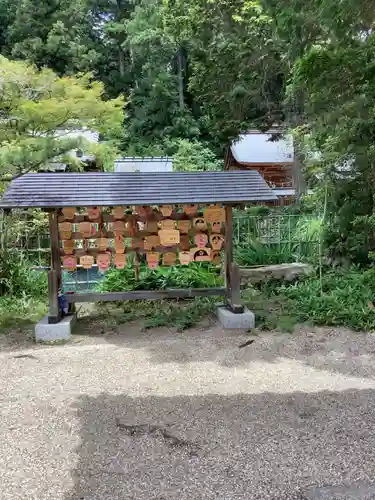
0;209;101;293
233;212;321;265
0;210;321;292
233;212;320;244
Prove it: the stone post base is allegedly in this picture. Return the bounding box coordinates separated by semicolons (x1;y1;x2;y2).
217;306;255;329
35;314;76;342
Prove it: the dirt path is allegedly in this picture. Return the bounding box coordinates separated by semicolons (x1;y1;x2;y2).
1;322;375;499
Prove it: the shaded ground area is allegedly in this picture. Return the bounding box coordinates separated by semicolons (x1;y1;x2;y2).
1;322;375;499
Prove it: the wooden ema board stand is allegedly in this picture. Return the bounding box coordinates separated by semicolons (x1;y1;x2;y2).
47;203;243;324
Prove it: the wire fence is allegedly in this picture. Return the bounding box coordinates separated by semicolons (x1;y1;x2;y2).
233;212;321;266
0;209;321;292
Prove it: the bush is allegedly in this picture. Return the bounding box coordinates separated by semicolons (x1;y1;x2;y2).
233;212;322;266
96;263;222;331
258;268;375;332
0;250;48;330
0;249;47;298
97;262;223;293
235;240;296;266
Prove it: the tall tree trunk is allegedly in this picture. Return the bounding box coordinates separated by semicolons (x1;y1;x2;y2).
177;47;184;109
117;0;125;79
119;47;125;78
292;126;306;203
288;35;306;203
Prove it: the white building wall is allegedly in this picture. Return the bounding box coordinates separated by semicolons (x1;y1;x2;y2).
114;157;173;173
231;133;294;164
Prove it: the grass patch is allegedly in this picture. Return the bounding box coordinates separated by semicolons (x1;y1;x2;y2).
97;262;223;293
110;296;217;332
244;267;375;332
96;263;220;331
242;287;297;332
0;296;47;330
233;214;322;266
0;251;48;331
0;250;48;297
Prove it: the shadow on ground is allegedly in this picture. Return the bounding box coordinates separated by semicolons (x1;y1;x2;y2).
3;310;375;381
64;389;375;500
75;311;375;379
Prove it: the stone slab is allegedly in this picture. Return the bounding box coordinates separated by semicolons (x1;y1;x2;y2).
303;481;375;499
240;262;313;285
216;306;255;329
35;314;76;342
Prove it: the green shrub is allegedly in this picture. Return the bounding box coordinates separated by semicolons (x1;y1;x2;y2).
233;212;322;267
98;262;223;293
235;240;296;266
96;263;222;331
258;268;375;332
0;249;47;298
0;296;47;329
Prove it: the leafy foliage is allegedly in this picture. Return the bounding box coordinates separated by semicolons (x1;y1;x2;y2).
97;262;223;293
0;249;47;297
0;57;124;178
96;262;221;331
244;267;375;332
163;0;285;143
115;297;216;331
234;212;322;266
172;139;222;171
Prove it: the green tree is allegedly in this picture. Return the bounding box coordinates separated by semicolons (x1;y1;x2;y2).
0;0;16;55
287;0;375;262
0;57;124;179
124;0;201;149
172;139;222;171
7;0;99;75
163;0;286;144
85;0;137;97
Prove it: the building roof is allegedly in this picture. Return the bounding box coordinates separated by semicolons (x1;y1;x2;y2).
56;129;99;142
53;128;99;163
272;188;314;197
0;171;277;208
230;132;294;165
114;157;172;173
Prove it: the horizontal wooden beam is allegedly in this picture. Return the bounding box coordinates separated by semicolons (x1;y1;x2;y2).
65;287;226;303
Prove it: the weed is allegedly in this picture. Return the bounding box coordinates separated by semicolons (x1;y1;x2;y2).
0;296;47;330
110;297;216;332
251;267;375;332
233;213;322;266
142;298;216;331
0;250;47;298
98;263;222;293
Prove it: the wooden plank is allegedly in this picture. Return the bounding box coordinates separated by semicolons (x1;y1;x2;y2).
65;287;226;303
61;244;210;256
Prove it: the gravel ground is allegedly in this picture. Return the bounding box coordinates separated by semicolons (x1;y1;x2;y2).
1;323;375;499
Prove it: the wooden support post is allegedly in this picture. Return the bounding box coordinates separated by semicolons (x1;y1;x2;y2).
224;205;244;314
230;262;244;314
48;210;62;324
224;204;233;299
48;270;60;323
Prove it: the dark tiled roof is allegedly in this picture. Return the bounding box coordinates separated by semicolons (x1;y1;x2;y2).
0;171;277;208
